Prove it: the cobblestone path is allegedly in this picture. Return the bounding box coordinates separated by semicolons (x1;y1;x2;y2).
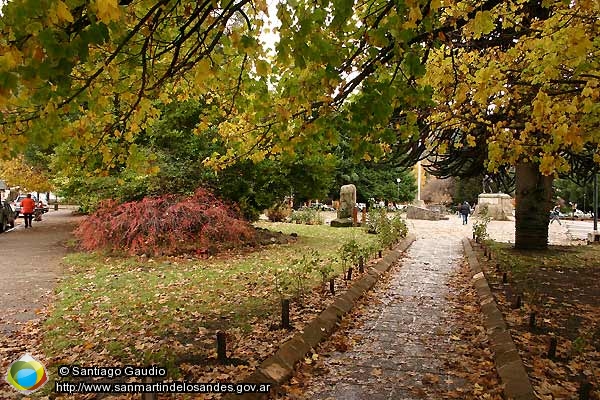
291;233;495;399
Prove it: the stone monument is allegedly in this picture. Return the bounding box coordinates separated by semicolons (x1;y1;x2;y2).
474;193;514;220
406;205;448;220
331;184;357;227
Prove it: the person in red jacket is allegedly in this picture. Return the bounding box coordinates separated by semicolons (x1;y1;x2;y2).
20;194;36;228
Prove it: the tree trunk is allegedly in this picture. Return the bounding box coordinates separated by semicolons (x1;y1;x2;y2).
515;162;553;250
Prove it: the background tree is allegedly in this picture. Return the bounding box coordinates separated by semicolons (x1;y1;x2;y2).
421;175;453;205
0;153;53;194
422;1;599;249
53;99;335;218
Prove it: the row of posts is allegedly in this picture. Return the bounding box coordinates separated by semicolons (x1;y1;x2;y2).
141;241;392;399
480;243;594;400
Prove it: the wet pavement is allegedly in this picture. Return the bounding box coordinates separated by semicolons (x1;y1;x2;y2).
288;217;574;399
294;232;473;399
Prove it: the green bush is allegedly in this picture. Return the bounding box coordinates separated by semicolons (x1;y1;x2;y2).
289;208;324;225
339;239;361;269
364;207;388;234
365;208;408;248
473;213;491;243
391;213;408;239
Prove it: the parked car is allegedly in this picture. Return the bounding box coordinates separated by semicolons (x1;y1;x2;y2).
0;200;16;232
11;194;49;217
573;209;592;219
307;203;335;212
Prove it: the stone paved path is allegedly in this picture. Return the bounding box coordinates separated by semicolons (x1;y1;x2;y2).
295;233;470;399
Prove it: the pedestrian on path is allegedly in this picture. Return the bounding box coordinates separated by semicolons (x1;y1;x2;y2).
460;201;471;225
550;205;561;225
20;194;36;228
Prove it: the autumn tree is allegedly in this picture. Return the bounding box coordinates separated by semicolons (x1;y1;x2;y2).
0;153;53;193
54;99;336;218
423;1;600;249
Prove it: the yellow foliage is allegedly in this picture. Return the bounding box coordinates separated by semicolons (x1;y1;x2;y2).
94;0;121;23
55;1;74;23
0;47;23;69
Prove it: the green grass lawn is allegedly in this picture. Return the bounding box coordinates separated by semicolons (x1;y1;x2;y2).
43;223;379;374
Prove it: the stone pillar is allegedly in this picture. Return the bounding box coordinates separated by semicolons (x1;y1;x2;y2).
331;184;357;227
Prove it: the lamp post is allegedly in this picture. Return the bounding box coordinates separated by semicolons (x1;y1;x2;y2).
396;178;401;200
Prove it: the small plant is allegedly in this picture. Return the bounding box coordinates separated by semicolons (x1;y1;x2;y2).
391;212;408;239
275;250;323;301
377;216;394;249
364;207;388;234
364;208;408;249
473;213;491;243
317;257;336;284
339;239;361;269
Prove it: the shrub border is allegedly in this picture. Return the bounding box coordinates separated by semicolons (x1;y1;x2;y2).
462;238;536;400
224;233;416;400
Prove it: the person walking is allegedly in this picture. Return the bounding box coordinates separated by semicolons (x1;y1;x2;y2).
20;194;36;228
459;201;471;225
550;205;562;225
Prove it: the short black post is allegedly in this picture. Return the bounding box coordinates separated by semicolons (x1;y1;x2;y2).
579;380;592;400
502;272;508;284
529;312;536;329
487;250;492;261
511;295;522;309
547;336;557;359
359;256;364;273
217;331;227;364
496;262;501;272
347;267;353;281
483;246;488;257
329;278;335;295
378;250;382;258
281;299;290;329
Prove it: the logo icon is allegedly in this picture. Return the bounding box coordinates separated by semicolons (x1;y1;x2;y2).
5;353;48;394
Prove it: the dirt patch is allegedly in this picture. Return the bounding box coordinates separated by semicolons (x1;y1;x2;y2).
0;208;83;334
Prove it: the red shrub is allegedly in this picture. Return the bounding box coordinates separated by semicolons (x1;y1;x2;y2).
75;188;256;256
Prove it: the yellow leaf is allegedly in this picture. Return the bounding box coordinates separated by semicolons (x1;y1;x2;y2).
255;60;270;77
56;1;74;23
0;47;23;69
255;0;268;14
539;154;555;176
466;134;476;147
194;59;213;85
95;0;121;23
